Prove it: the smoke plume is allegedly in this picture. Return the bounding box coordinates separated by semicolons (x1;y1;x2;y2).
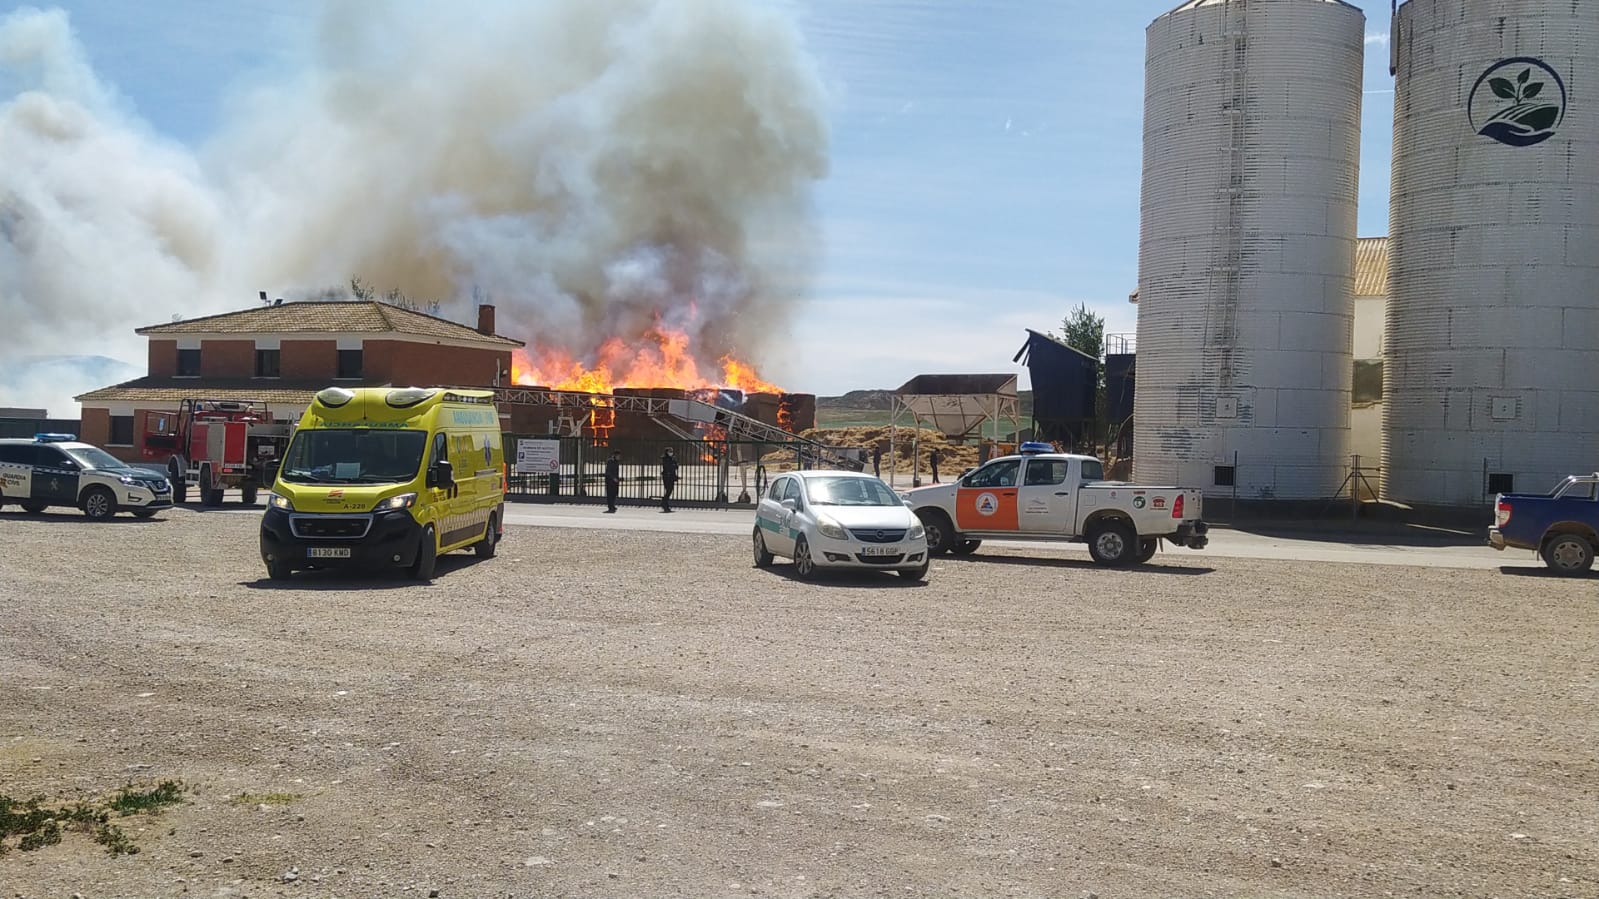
0;0;829;413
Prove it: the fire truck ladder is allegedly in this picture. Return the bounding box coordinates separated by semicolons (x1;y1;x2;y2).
494;388;863;471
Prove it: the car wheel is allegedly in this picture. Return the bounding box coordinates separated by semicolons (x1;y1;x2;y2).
241;485;259;505
132;509;159;520
792;534;817;580
1542;533;1594;577
1087;520;1137;567
752;527;775;568
917;510;955;555
20;500;47;514
475;513;499;558
898;559;930;581
266;559;293;582
81;487;117;521
1135;537;1159;565
952;539;982;556
410;525;438;581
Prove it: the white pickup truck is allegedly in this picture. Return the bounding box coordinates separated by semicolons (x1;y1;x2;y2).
901;445;1209;566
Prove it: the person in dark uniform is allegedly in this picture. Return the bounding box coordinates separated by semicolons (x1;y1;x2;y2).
603;449;621;513
930;449;942;484
660;447;678;512
872;444;883;477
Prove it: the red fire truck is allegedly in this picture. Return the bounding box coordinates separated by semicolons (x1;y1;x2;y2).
141;400;293;505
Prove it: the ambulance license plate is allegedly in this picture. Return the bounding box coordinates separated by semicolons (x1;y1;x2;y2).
860;545;900;556
307;547;352;559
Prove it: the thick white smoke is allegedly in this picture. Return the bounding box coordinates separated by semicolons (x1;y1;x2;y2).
0;0;829;413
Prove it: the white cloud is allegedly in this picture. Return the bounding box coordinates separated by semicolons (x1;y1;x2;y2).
1364;32;1390;45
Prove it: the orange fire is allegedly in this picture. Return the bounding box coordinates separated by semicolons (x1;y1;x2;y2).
510;325;783;395
777;396;795;434
590;399;616;444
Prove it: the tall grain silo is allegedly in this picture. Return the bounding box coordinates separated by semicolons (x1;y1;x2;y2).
1134;0;1364;500
1385;0;1599;507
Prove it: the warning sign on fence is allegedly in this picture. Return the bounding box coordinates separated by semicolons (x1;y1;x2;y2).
515;439;561;475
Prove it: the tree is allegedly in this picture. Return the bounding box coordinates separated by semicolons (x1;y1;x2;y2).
1053;303;1107;452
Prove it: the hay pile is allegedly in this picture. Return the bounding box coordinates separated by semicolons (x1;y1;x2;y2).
760;426;986;475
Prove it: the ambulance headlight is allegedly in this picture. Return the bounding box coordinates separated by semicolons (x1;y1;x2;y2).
908;523;926;541
268;494;295;511
372;492;418;512
816;516;848;540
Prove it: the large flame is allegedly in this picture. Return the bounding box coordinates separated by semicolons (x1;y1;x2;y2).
511;325;783;395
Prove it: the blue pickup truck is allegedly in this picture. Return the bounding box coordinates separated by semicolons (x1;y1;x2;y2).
1489;474;1599;576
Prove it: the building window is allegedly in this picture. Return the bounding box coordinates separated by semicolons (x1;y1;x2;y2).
1214;465;1236;487
337;349;363;380
255;349;281;378
176;348;201;377
1487;473;1514;496
109;415;135;446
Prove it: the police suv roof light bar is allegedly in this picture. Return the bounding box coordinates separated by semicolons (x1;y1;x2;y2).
34;433;76;443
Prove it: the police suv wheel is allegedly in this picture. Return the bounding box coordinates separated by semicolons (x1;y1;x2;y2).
21;501;46;514
132;510;158;520
81;487;116;521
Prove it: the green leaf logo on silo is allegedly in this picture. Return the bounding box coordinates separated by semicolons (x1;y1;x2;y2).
1468;57;1567;148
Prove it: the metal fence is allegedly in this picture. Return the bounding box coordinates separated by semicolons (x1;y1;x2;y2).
504;435;845;507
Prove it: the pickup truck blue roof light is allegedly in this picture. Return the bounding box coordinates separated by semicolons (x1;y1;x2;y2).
1018;441;1054;455
34;433;77;443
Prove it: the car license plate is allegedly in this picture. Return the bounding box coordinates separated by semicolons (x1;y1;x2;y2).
860;545;900;556
307;547;352;559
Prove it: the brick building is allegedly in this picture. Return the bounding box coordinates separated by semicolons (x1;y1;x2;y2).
76;301;522;461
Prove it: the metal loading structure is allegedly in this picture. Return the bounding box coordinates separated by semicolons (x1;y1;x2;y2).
494;387;862;506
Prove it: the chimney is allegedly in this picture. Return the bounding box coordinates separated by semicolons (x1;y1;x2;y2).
476;304;497;336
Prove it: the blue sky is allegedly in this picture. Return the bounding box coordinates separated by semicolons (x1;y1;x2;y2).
33;0;1397;395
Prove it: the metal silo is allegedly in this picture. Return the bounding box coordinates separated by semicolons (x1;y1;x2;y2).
1385;0;1599;507
1134;0;1364;500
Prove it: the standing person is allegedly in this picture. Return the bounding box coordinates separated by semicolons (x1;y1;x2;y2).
930;448;942;484
603;449;621;513
872;444;883;477
660;447;679;513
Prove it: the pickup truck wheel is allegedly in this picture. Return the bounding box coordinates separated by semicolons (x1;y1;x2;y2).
1135;538;1159;565
951;539;981;556
916;510;954;555
1542;534;1594;576
1087;520;1137;567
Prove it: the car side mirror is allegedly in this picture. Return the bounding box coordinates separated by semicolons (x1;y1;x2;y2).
429;460;455;489
781;497;799;511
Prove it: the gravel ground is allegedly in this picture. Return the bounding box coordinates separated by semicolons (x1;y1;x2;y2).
0;507;1595;899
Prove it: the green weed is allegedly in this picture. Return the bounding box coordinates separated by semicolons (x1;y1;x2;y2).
0;781;185;856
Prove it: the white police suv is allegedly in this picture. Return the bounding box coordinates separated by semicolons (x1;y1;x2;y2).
0;434;173;520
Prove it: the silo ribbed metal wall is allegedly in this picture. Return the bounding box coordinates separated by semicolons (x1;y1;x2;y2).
1386;0;1599;507
1134;0;1364;500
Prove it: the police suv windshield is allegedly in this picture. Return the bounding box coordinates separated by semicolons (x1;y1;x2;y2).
64;445;131;472
805;476;901;507
280;429;428;485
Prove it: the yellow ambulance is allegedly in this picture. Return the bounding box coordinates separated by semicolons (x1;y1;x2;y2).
259;386;506;581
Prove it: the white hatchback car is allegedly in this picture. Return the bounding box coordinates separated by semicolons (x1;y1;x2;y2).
752;470;930;581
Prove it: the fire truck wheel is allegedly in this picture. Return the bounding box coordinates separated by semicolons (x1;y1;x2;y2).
752;527;774;568
81;487;117;521
241;485;259;505
410;525;438;581
475;514;499;558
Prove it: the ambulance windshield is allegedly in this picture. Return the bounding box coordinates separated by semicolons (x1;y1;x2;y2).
280;429;428;485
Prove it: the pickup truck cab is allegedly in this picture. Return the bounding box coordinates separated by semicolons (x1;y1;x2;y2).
1489;474;1599;576
901;443;1209;567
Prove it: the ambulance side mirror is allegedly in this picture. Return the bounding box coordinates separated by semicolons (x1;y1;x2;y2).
429;460;455;489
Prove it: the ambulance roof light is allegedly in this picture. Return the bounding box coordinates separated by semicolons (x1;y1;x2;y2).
316;387;356;408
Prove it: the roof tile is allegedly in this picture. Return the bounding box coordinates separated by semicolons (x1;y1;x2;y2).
135;301;523;347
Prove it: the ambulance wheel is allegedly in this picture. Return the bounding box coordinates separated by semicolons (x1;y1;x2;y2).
410;525;438;581
916;509;954;555
241;485;258;505
266;559;292;582
952;539;982;556
752;527;774;568
81;487;117;521
132;510;158;520
1087;520;1137;567
1135;537;1159;565
21;500;46;514
475;513;499;558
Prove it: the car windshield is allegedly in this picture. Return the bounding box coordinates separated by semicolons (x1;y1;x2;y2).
805;476;901;506
279;429;427;485
64;445;130;472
